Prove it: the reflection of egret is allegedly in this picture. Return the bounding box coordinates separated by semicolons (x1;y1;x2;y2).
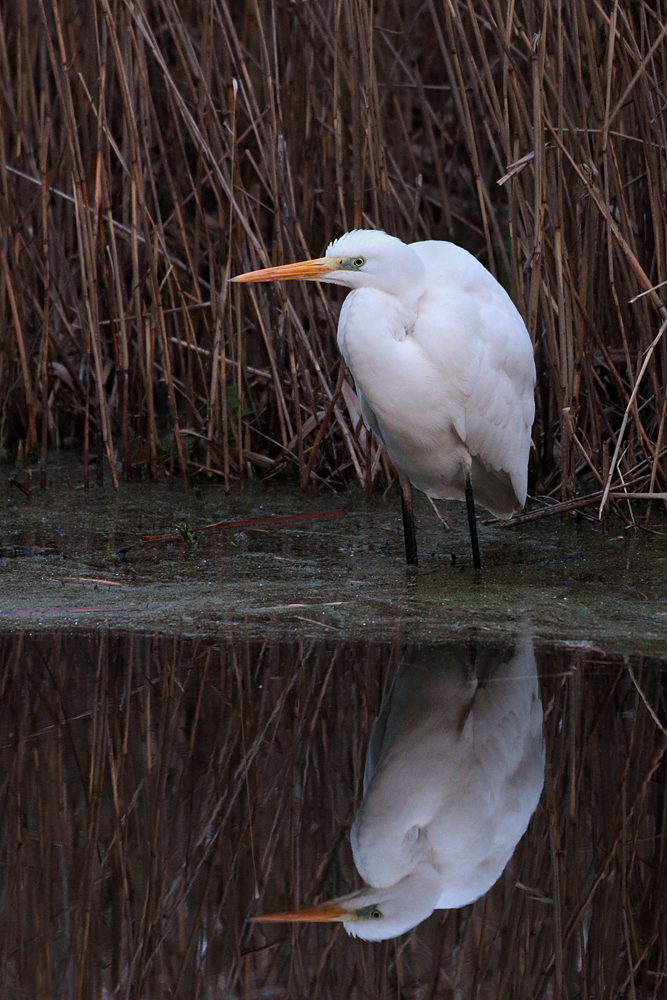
232;231;536;569
253;639;544;941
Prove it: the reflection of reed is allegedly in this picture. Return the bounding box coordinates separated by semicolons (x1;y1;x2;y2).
0;633;665;997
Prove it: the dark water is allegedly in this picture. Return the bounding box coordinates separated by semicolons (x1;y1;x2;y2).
1;631;665;998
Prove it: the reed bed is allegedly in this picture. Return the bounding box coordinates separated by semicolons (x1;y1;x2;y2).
1;0;667;521
0;630;665;998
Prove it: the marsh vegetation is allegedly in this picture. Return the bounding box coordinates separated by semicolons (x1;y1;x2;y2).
1;0;666;528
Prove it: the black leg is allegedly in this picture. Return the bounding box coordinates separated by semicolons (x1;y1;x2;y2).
465;470;481;573
399;475;418;567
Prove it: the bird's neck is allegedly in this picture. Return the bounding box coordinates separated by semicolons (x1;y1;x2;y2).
386;860;445;921
344;287;420;341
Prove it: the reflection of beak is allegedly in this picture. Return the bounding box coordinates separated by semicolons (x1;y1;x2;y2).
250;899;349;923
230;258;334;283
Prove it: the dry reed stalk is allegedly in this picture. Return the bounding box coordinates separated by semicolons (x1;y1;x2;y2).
0;0;665;523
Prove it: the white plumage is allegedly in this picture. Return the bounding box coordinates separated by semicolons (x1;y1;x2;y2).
330;231;535;517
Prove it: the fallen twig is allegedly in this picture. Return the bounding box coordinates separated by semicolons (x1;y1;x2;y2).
485;490;667;527
140;508;346;544
9;476;32;498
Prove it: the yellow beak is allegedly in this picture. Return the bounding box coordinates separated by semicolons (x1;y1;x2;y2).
230;257;334;283
250;899;348;923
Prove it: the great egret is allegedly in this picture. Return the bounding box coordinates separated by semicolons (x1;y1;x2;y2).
232;231;536;570
252;638;544;941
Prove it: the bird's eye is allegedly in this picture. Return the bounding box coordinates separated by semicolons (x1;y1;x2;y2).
353;257;365;268
355;903;383;920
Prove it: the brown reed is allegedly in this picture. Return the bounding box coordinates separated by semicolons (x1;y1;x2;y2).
1;0;666;522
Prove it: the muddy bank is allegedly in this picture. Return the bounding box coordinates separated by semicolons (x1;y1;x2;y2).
2;457;666;653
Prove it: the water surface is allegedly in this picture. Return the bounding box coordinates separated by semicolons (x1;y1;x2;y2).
1;631;665;997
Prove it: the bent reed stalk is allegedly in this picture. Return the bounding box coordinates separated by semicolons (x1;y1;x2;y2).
1;0;666;521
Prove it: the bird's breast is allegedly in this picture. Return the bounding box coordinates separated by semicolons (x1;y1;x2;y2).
338;288;415;353
338;289;461;414
337;289;471;494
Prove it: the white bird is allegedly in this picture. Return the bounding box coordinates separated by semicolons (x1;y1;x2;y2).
232;230;536;569
252;638;544;940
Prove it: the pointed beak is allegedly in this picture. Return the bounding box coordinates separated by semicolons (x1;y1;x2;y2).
230;257;334;284
250;899;349;923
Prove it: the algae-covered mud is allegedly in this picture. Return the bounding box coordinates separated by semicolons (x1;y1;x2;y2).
2;457;666;653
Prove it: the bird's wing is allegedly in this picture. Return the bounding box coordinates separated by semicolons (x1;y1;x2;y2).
446;638;543;889
472;637;544;813
433;638;544;908
410;242;535;511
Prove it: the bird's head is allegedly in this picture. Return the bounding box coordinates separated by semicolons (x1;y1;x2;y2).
231;230;426;306
251;866;441;942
